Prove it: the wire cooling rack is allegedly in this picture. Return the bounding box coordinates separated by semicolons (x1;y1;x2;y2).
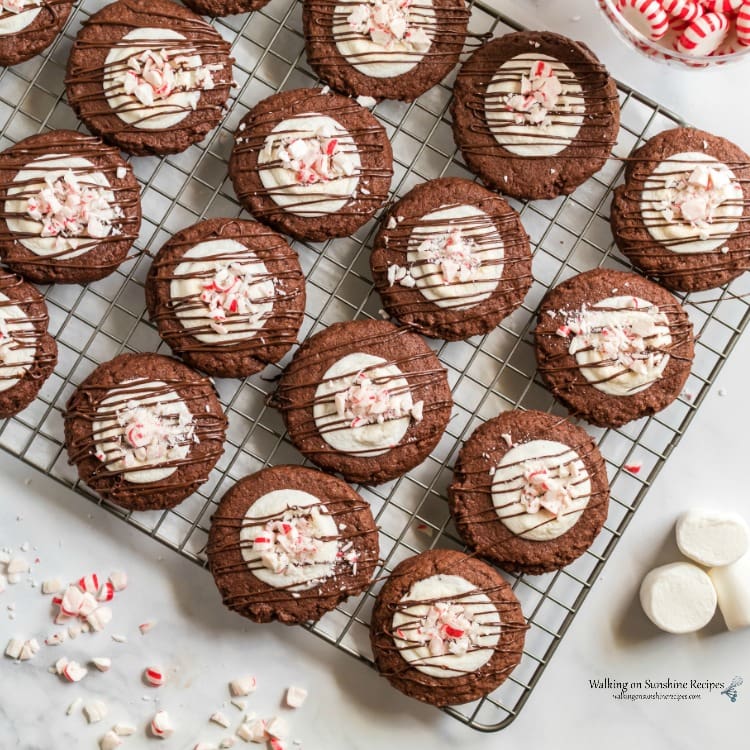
1;0;749;732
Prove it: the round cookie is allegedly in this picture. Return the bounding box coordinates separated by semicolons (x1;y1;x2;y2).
369;549;527;706
145;218;306;379
611;127;750;292
271;319;452;485
0;130;141;284
449;410;609;575
65;0;234;157
451;31;620;201
534;268;695;428
370;177;532;341
181;0;268;16
207;465;379;624
302;0;469;102
0;0;72;67
0;271;57;418
64;353;227;511
228;87;393;242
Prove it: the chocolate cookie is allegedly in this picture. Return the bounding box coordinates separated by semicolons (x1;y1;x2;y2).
228;88;393;242
270;319;452;485
449;410;609;575
64;353;227;511
370;177;532;341
207;464;379;624
369;549;527;706
302;0;469;102
451;31;620;201
181;0;268;16
0;130;141;285
534;268;694;428
0;0;72;67
145;218;305;379
65;0;234;156
0;271;57;418
611;127;750;292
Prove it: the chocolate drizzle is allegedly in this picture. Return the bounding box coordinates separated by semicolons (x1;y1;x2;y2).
0;0;72;67
64;353;226;510
0;132;140;279
146;218;305;378
65;0;234;156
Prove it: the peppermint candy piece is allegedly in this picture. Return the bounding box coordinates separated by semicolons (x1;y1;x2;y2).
99;731;122;750
144;665;166;686
676;11;730;54
285;685;308;708
150;709;174;739
621;0;671;39
738;2;750;46
229;675;256;696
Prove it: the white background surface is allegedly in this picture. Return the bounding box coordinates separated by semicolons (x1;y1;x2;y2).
2;1;750;748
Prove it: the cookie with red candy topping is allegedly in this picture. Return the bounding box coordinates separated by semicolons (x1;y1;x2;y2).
65;0;234;156
451;31;620;200
207;465;379;624
145;218;306;379
370;549;527;706
370;177;532;341
449;409;610;575
302;0;469;102
64;353;227;511
534;268;695;428
228;87;393;242
0;0;73;67
611;126;750;292
0;130;141;284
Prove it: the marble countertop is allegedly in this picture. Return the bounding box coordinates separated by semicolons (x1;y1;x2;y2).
2;1;750;749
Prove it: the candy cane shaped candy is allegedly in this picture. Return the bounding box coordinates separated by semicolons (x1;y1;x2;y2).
622;0;672;38
737;1;750;45
677;11;730;53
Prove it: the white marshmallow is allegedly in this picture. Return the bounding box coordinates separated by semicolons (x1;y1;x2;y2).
639;562;717;634
709;552;750;631
676;508;749;567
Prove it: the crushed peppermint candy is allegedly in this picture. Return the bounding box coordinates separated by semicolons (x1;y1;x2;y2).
96;396;197;472
333;369;423;430
503;60;568;128
120;46;218;108
623;462;642;474
396;600;488;658
648;161;742;238
25;169;122;247
198;262;275;336
150;709;174;739
411;227;482;286
229;675;256;696
264;124;357;186
285;686;308;708
347;0;432;52
516;458;581;518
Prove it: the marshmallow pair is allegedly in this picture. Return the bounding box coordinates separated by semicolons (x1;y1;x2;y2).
640;508;749;634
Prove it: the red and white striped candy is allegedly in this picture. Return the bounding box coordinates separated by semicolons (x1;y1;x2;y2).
150;710;173;739
108;571;127;592
144;666;165;687
661;0;703;20
78;574;99;594
677;11;730;53
622;0;671;38
60;585;84;616
97;581;115;602
738;2;750;45
700;0;742;12
78;592;99;617
63;660;88;682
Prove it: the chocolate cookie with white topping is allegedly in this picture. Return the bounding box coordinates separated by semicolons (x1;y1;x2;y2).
0;130;141;284
228;87;393;242
0;0;72;67
302;0;469;102
270;319;452;485
370;549;527;706
181;0;268;16
370;177;532;340
65;0;234;156
451;31;620;201
145;218;306;379
207;465;379;624
449;410;609;575
0;271;57;418
64;353;227;511
534;268;695;428
611;127;750;292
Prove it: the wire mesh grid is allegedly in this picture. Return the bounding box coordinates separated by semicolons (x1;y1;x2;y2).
0;0;749;732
